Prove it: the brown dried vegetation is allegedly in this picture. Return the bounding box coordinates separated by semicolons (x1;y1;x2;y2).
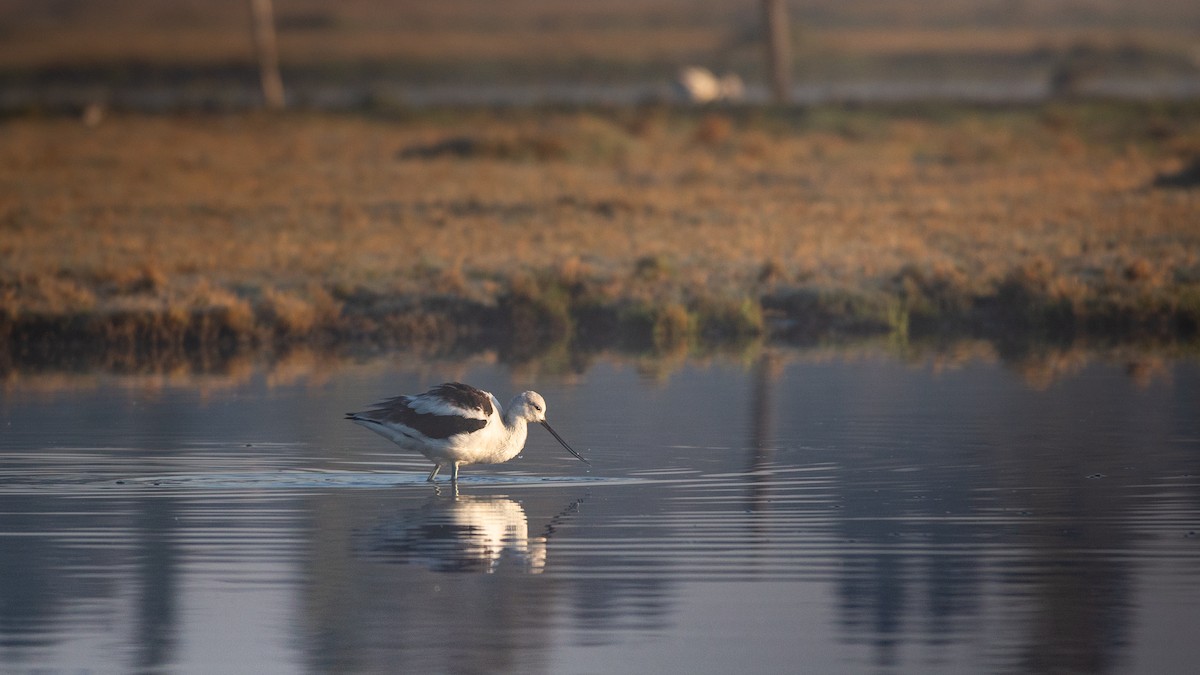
1;102;1199;366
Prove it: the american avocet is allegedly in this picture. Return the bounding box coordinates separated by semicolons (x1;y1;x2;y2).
345;382;589;482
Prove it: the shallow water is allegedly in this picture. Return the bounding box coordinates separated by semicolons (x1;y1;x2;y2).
2;351;1199;674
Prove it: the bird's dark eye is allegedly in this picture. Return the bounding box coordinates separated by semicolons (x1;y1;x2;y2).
533;404;542;411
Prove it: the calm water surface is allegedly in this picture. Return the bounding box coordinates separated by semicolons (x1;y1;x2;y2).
2;350;1198;674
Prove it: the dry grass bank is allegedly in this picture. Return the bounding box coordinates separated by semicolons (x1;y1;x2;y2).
2;102;1199;366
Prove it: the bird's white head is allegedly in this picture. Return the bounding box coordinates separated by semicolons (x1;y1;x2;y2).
510;391;548;423
508;390;590;467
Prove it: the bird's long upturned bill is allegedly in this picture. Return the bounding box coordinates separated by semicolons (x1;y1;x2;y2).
542;421;590;465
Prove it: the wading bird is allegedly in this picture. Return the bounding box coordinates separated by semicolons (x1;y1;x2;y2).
345;382;589;482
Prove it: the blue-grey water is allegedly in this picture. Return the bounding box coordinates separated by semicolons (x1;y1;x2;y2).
1;348;1198;674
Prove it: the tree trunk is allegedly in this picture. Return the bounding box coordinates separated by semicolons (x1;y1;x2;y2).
762;0;791;104
249;0;285;109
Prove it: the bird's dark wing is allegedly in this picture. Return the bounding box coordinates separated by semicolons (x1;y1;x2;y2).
345;386;491;440
425;383;495;417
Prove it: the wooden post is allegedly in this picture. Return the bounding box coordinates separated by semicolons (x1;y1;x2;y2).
249;0;285;109
762;0;791;104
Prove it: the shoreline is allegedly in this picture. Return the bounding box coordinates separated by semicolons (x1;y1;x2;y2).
4;273;1198;371
3;101;1198;369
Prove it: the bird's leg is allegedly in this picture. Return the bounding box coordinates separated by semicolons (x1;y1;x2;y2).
426;464;441;482
450;463;460;482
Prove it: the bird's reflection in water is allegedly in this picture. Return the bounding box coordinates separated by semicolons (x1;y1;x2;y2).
359;493;554;574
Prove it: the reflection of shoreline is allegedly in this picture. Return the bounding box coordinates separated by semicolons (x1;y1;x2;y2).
358;494;548;574
1;339;1185;396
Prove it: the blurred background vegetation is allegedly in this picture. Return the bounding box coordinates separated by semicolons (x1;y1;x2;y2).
1;1;1198;373
2;0;1198;106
